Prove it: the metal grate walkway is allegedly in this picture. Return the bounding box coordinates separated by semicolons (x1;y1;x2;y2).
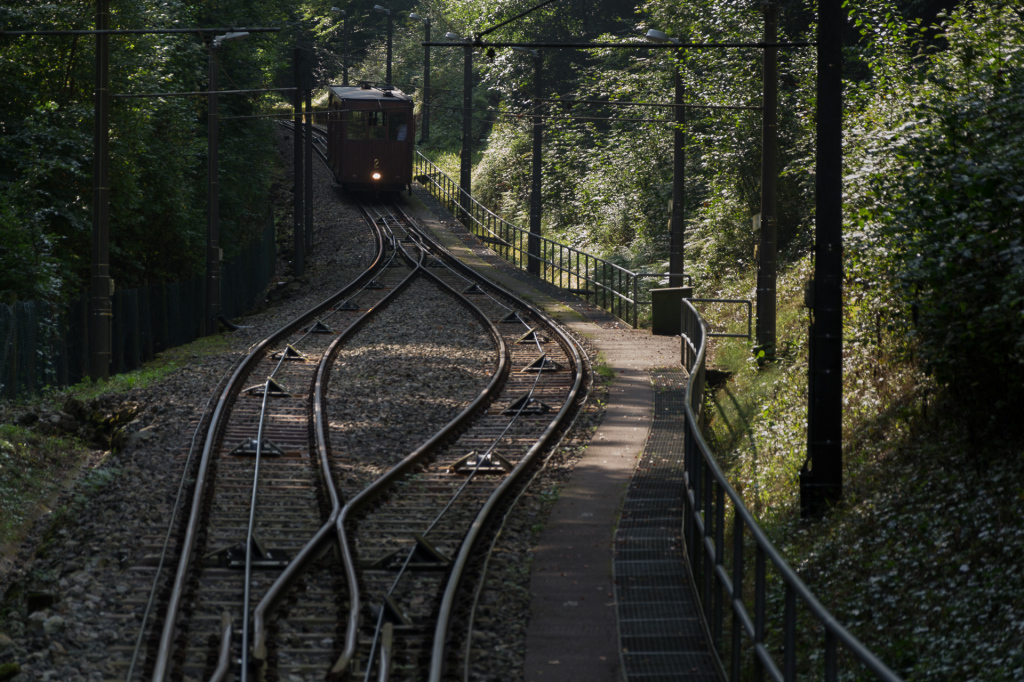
614;369;720;681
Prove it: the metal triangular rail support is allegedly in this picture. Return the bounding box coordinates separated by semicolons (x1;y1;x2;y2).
427;258;446;268
463;283;484;295
272;344;306;361
203;533;290;570
521;354;562;372
500;311;525;324
407;534;451;569
377;595;420;632
362;535;451;571
244;377;291;397
228;439;287;457
503;393;551;415
366;279;385;289
451;450;514;475
515;328;546;345
304;319;333;334
335;299;360;311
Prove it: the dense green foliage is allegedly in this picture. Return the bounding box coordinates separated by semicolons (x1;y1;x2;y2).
0;0;291;303
3;0;1024;676
846;1;1024;403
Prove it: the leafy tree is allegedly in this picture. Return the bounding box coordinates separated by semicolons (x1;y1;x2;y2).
854;1;1024;403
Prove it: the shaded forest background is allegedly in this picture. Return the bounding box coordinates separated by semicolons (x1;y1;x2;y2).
4;0;1024;678
3;0;1022;401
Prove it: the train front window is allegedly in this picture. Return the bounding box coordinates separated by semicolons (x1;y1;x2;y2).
389;113;409;141
367;111;387;140
346;111;367;140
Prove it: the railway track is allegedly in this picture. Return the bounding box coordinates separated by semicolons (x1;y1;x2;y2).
131;134;587;680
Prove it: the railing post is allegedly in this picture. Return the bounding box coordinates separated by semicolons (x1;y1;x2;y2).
825;630;838;682
632;273;638;328
754;548;766;682
714;485;725;650
731;512;744;679
785;583;797;682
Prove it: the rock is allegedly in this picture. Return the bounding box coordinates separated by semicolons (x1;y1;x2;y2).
70;571;93;588
56;413;79;433
126;425;159;449
62;397;86;421
15;412;38;426
0;632;13;650
42;616;64;635
26;612;48;633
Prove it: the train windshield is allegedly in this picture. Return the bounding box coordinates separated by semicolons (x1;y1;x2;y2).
346;110;387;140
345;109;408;141
389;113;409;141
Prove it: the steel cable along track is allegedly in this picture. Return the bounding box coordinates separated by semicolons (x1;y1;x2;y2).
143;210;399;681
305;199;587;681
143;145;585;680
247;198;510;682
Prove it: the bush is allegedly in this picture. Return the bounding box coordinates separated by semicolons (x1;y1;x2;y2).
870;3;1024;402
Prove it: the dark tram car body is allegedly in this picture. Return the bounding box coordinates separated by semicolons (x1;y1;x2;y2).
327;84;414;193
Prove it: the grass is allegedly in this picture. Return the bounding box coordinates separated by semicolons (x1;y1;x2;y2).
0;425;87;548
697;257;1024;680
0;332;232;555
56;333;231;404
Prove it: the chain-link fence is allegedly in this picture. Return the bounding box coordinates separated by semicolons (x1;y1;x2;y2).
0;218;276;399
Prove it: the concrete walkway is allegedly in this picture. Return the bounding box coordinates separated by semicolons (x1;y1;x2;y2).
401;187;717;682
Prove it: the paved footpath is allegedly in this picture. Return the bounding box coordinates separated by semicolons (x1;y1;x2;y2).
402;187;719;682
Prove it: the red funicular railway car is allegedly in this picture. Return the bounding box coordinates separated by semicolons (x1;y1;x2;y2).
326;83;414;193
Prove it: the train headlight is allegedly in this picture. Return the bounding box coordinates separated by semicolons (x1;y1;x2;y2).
372;172;382;180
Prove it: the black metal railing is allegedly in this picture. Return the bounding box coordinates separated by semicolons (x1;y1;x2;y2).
680;299;903;682
414;152;642;327
0;217;275;398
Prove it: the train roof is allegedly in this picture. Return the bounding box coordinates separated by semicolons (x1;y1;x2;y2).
328;85;413;102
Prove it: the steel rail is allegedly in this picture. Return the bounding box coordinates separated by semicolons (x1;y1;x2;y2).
150;213;388;682
331;202;514;677
355;232;533;680
460;336;595;681
403;212;586;682
250;203;428;666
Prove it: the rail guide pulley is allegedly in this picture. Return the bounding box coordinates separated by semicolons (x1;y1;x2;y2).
272;344;306;361
204;533;290;570
515;328;547;345
228;439;287;457
499;311;526;324
504;393;551;415
304;319;334;334
451;450;513;475
362;535;450;573
244;377;291;397
521;354;563;372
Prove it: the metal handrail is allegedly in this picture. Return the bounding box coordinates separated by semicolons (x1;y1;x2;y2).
414;152;641;327
679;299;903;681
